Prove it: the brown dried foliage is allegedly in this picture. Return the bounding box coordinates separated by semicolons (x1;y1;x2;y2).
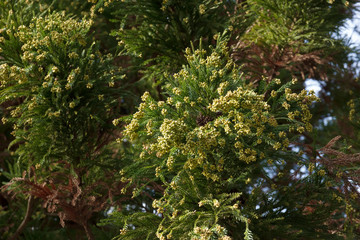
231;41;330;83
2;162;130;239
319;136;360;235
320;136;360;204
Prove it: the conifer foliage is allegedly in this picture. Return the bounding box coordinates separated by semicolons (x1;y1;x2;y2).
0;0;359;239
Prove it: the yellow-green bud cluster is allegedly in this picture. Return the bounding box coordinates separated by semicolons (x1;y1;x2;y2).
348;98;360;124
123;38;318;185
120;38;318;240
0;11;124;169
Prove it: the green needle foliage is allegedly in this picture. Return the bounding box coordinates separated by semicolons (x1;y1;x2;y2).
105;0;238;91
0;12;125;167
112;35;343;240
0;0;359;239
0;3;127;239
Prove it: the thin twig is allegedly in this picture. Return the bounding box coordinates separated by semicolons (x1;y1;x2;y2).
9;196;35;240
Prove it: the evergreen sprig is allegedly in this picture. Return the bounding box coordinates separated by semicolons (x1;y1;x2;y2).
116;35;322;239
0;12;125;168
